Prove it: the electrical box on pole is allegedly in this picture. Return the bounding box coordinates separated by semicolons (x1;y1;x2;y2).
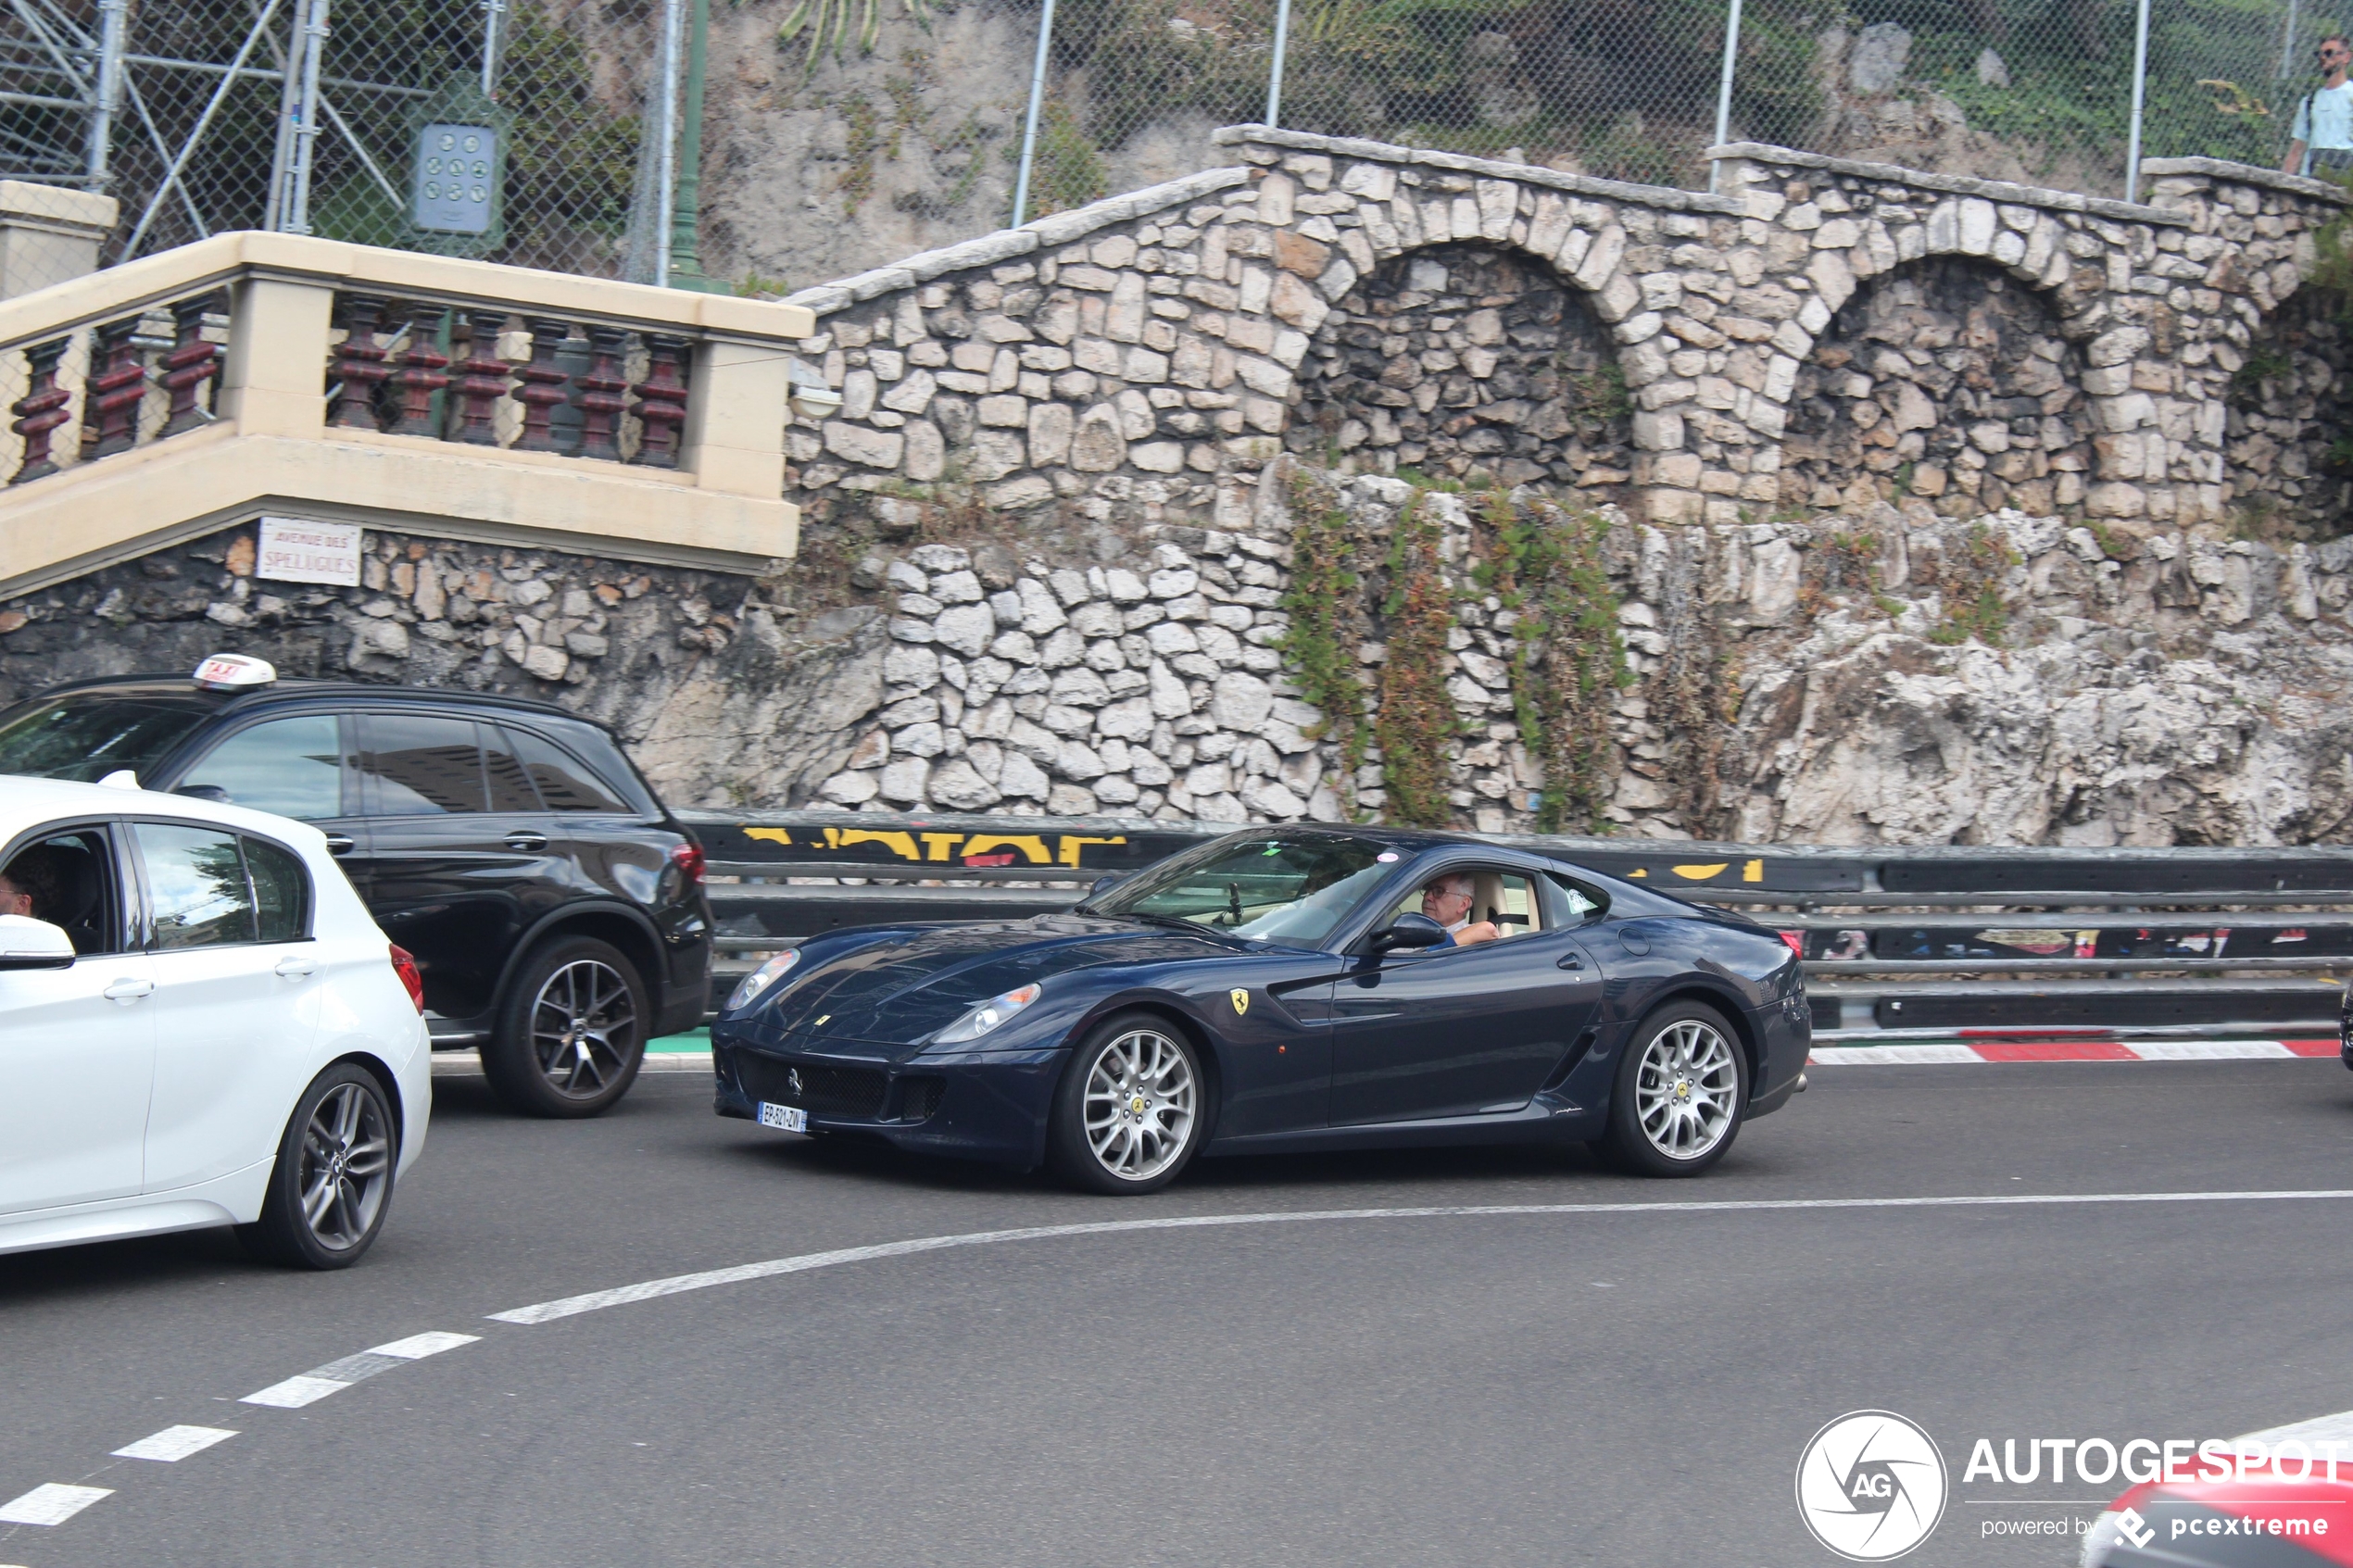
408;76;509;255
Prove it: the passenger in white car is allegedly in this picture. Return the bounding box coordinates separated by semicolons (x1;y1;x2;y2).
0;846;61;920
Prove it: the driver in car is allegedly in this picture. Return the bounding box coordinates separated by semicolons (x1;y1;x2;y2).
0;848;60;921
1420;872;1500;947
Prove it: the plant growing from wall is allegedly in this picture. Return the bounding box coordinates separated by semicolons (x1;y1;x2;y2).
1474;491;1632;834
1276;470;1372;813
1372;489;1461;828
1926;523;2020;646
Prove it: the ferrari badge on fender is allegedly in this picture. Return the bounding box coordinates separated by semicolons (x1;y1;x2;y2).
1230;988;1250;1016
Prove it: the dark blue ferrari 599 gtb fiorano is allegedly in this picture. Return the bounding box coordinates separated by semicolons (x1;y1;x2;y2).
710;826;1811;1194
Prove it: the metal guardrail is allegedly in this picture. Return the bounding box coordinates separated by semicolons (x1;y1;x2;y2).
684;810;2353;1037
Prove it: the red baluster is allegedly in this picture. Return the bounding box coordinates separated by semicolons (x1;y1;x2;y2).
575;324;628;461
330;294;391;429
631;332;689;470
80;316;145;460
447;311;510;445
384;303;451;437
157;293;223;437
10;335;71;483
509;317;573;453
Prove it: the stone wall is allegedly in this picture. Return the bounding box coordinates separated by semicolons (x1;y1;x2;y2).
0;523;885;811
778;127;2350;538
1284;243;1633;492
2228;289;2353;537
1785;257;2093;517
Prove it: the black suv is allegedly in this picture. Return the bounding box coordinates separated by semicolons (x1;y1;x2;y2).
0;659;711;1117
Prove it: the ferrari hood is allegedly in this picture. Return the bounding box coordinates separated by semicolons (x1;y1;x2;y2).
752;914;1234;1045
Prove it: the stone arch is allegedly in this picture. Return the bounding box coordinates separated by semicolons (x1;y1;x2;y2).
1283;241;1634;492
1783;254;2094;517
2225;290;2353;536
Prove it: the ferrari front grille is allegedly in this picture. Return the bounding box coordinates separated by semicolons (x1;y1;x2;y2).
736;1053;889;1118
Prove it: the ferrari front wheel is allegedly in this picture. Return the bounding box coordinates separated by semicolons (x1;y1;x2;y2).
1049;1014;1203;1195
1599;1000;1748;1177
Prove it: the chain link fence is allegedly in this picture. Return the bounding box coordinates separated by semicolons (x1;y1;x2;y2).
0;0;672;286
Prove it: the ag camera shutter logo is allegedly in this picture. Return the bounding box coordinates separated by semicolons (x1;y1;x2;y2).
1795;1410;1949;1561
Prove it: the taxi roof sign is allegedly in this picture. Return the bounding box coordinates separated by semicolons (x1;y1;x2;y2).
192;653;276;691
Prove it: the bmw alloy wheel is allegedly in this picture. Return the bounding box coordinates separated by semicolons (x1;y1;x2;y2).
296;1081;392;1252
531;958;641;1098
1080;1026;1198;1183
1633;1018;1740;1160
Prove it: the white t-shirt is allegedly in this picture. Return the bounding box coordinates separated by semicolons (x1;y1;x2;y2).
2293;82;2353;170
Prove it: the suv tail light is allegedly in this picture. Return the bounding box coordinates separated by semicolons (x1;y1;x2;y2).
670;841;706;885
389;944;425;1012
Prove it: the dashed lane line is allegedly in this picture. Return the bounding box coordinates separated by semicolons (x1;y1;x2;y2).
110;1426;238;1463
486;1187;2353;1326
240;1329;478;1409
0;1484;112;1526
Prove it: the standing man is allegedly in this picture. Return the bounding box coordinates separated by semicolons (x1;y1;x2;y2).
2285;34;2353;178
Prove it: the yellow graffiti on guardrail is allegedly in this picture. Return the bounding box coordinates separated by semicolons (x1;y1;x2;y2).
736;824;1129;869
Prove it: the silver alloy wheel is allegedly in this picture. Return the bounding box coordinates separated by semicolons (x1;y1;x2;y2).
297;1082;391;1252
1080;1027;1197;1183
530;959;640;1098
1633;1019;1740;1160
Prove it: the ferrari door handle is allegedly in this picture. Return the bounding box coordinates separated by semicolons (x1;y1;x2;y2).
1555;952;1584;970
322;833;355;855
102;976;155;1002
274;955;318;979
505;832;548;852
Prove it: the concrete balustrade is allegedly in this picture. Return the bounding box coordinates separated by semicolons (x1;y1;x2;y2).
0;232;813;599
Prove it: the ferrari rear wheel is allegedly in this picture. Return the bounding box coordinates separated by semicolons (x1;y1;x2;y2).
1599;1000;1748;1177
1049;1014;1203;1195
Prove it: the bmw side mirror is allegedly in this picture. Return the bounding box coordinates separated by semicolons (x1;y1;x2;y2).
0;914;74;970
1370;912;1449;952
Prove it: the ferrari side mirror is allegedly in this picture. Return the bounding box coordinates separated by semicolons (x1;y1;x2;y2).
1370;912;1449;952
1088;872;1127;897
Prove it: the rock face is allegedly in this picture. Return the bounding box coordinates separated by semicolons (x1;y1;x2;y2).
1287;243;1634;492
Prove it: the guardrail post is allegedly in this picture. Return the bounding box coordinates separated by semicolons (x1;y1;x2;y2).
158;294;224;437
78;314;145;459
217;274;333;440
8;335;71;483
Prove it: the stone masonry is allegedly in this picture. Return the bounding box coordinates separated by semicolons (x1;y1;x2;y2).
781;127;2349;533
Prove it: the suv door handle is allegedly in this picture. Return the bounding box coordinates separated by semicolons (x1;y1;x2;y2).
322;833;355;855
102;976;155;1002
505;832;549;852
1555;951;1585;970
274;955;318;979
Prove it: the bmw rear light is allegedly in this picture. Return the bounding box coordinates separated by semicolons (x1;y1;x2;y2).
670;841;706;885
388;944;425;1012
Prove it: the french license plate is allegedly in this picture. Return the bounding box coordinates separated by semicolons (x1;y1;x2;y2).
757;1101;808;1133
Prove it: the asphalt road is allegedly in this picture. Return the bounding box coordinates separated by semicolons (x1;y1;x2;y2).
5;1057;2353;1568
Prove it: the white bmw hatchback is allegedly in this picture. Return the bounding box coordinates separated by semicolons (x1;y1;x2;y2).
0;775;429;1269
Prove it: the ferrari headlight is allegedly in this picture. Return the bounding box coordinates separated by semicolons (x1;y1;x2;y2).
934;983;1041;1045
725;947;802;1012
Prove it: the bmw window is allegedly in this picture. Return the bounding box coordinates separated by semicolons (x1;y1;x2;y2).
0;695;212;783
1085;835;1398;947
136;823;260;949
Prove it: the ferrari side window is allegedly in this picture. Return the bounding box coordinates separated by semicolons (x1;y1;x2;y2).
1541;872;1607;924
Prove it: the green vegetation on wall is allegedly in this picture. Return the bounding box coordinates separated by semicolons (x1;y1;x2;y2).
1276;470;1373;813
1372;490;1463;828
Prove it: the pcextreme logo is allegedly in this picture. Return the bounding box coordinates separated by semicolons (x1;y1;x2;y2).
1796;1411;1951;1561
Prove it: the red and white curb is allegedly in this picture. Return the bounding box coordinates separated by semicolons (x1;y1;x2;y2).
1811;1037;2342;1065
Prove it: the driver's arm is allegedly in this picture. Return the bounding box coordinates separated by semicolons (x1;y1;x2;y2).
1453;921;1500;947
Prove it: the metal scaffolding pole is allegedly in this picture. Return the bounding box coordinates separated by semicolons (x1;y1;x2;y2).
282;0;332;233
84;0;124;187
1709;0;1744;193
1011;0;1056;227
2122;0;2151;203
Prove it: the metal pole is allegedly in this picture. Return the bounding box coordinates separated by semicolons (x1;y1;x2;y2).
1708;0;1744;194
669;0;711;287
1011;0;1056;228
481;0;510;97
2123;0;2151;202
85;0;125;188
284;0;331;234
653;0;682;284
1265;0;1291;128
2279;0;2303;81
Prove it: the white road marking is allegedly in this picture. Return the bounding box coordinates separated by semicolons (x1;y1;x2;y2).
238;1374;350;1409
487;1188;2353;1325
0;1483;112;1526
2129;1040;2297;1060
1812;1043;1985;1065
369;1330;479;1359
111;1425;237;1462
2237;1408;2353;1448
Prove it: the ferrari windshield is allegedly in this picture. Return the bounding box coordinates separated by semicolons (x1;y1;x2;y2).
0;694;214;784
1087;834;1398;949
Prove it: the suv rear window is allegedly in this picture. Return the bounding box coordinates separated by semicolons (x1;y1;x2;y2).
0;696;213;784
